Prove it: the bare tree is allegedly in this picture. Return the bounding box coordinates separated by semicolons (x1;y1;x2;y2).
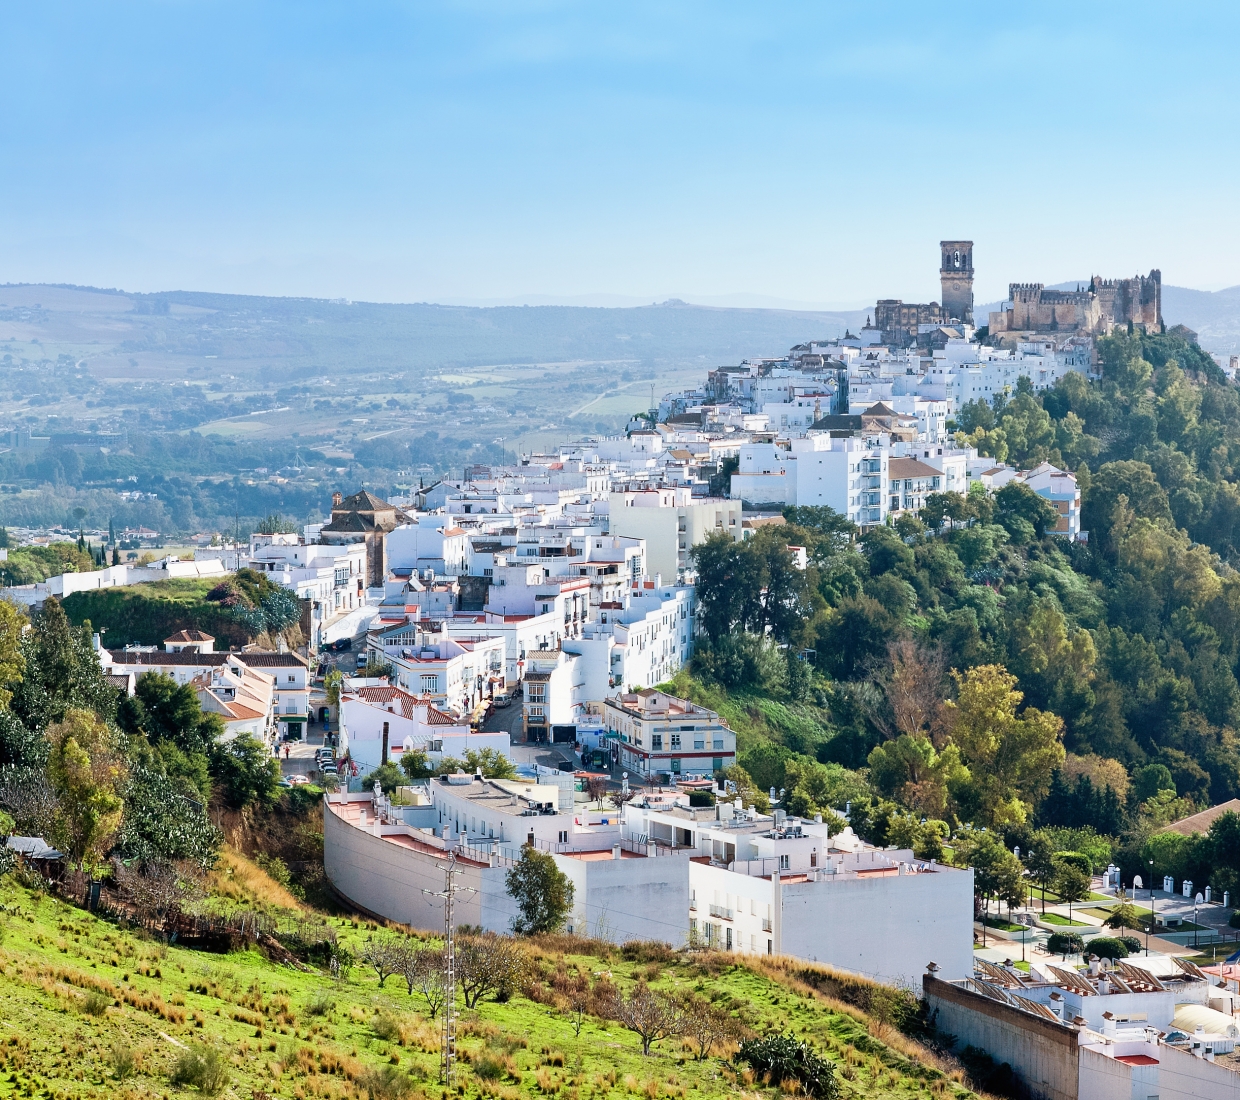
611;982;687;1056
584;775;609;803
400;947;448;1018
0;766;58;838
112;860;204;927
869;638;949;745
677;993;740;1060
359;937;404;988
456;932;530;1008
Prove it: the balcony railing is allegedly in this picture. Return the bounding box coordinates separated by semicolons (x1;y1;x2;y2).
761;918;773;932
708;904;733;921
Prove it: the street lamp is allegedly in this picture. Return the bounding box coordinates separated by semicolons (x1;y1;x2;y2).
1195;892;1203;949
1148;860;1155;956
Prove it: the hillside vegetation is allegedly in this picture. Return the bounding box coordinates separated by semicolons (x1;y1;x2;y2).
687;331;1240;913
0;875;983;1100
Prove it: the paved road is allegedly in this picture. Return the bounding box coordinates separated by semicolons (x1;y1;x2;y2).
479;701;577;771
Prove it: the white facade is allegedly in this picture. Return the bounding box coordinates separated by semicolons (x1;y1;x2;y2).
608;487;742;581
338;683;510;774
789;433;890;526
604;689;736;780
622;796;973;986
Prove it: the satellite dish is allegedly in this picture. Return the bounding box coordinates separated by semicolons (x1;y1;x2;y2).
1133;875;1144;889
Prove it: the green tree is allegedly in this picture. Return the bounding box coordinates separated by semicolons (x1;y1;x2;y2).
45;708;128;870
1022;831;1057;915
363;761;405;794
10;597;116;732
0;600;25;712
955;829;1025;938
209;735;280;810
944;665;1065;828
399;749;433;781
1053;861;1091;924
505;846;574;934
462;747;517;779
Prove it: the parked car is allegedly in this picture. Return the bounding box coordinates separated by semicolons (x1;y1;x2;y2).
332;638;352;651
494;692;512;708
355;652;368;669
287;774;310;786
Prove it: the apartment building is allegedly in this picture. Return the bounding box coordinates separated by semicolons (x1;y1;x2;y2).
789;433;889;527
886;456;942;516
603;689;736;780
367;621;506;717
608;487;742;582
621;794;973;987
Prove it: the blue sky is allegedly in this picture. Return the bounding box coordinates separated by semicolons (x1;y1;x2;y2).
1;2;1236;307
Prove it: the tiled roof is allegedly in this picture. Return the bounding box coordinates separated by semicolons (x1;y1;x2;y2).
888;457;940;479
165;629;214;642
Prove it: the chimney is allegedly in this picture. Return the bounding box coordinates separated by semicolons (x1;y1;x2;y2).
382;721;389;765
1049;992;1064;1021
612;844;621;860
332;491;343;508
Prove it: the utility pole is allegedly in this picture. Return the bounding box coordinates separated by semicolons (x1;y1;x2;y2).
423;851;474;1086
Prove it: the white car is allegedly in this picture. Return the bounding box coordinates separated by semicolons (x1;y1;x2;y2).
494;692;512;708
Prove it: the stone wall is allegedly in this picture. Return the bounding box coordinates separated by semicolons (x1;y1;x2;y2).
924;975;1080;1100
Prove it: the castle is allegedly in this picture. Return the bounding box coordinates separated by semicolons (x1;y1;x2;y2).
989;272;1162;339
872;242;1163;347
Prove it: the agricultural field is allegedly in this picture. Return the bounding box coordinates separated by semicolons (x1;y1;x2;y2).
0;858;982;1100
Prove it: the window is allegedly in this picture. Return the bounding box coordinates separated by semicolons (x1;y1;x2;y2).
670;734;681;749
651;734;663;750
694;739;705;750
420;675;439;693
713;738;724;750
558;830;568;844
288;675;295;683
779;854;790;871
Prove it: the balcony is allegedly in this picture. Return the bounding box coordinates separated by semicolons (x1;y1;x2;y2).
761;918;773;932
708;904;733;921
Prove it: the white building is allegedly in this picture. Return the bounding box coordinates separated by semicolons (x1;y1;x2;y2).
789;433;890;527
323;778;690;945
99;639;310;742
368;621;506;719
603;689;736;780
622;793;973;987
1024;462;1083;540
338;682;510;774
608;487;742;581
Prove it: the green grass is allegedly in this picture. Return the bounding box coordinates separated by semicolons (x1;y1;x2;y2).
1040;914;1088;927
62;579;253;647
0;881;978;1100
981;918;1024;932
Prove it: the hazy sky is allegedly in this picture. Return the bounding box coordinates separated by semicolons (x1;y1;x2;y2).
2;2;1236;307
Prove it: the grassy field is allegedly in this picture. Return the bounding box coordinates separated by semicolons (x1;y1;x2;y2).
0;855;982;1100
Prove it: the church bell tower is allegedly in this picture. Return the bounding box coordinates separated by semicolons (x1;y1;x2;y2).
940;240;974;324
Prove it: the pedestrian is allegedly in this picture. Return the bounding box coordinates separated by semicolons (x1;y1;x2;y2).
284;744;290;761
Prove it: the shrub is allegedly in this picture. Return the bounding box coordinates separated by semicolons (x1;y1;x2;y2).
1054;851;1092;876
736;1035;837;1099
109;1042;136;1080
620;941;676;965
170;1045;229;1094
1046;932;1085;958
81;991;110;1016
357;1065;412;1100
305;988;334;1016
1119;936;1144;955
474;1053;507;1081
372;1011;402;1042
1088;936;1129;961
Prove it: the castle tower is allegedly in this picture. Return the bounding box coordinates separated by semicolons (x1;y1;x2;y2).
940;240;974;324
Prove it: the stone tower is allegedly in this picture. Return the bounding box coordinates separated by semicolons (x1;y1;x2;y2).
940;240;974;324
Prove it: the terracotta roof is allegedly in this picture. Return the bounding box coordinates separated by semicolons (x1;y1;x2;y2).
165;629;214;643
1160;798;1240;837
888;457;940;480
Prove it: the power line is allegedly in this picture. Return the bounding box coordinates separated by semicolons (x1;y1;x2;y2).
423;851;474;1086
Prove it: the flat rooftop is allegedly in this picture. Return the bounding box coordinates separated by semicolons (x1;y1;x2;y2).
435;775;562;816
